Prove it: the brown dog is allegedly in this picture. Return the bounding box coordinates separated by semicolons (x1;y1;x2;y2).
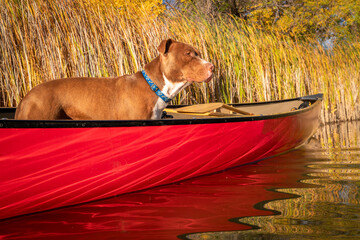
15;39;214;120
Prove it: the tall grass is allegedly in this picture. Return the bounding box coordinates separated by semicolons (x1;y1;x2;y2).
1;0;359;123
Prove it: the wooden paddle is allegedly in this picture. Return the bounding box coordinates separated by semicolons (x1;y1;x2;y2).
221;104;253;115
166;103;253;116
176;103;224;114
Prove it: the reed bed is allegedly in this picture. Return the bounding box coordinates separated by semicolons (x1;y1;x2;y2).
1;0;359;123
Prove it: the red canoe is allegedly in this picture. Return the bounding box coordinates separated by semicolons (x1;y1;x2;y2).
0;94;322;220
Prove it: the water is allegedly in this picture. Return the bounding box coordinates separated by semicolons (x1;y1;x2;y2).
0;121;359;240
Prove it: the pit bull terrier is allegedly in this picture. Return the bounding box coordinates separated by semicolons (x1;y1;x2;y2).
15;39;214;120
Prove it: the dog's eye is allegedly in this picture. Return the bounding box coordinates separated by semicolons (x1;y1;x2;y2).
185;51;191;56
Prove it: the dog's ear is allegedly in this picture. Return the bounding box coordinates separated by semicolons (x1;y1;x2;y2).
158;39;174;55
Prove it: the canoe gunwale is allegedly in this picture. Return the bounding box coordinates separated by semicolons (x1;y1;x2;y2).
0;94;323;129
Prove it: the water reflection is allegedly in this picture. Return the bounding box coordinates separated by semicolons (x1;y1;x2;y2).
187;121;360;240
0;121;359;240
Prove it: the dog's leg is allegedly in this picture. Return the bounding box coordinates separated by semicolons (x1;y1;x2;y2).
15;93;62;120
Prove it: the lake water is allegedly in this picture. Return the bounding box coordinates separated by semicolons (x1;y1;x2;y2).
0;121;359;240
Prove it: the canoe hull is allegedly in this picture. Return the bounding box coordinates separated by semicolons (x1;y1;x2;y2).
0;98;321;220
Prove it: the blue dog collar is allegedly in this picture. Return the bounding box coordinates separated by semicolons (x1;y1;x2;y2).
141;70;172;103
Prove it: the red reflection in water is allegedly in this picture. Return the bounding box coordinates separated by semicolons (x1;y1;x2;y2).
0;149;312;240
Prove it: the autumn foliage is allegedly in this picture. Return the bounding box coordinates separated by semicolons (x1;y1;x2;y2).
183;0;360;40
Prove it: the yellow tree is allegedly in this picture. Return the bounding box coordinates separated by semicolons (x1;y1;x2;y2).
181;0;360;40
248;0;360;39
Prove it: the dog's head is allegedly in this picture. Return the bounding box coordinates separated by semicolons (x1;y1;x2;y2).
158;39;214;83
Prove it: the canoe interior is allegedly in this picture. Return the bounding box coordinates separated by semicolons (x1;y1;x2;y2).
166;99;305;119
0;94;322;122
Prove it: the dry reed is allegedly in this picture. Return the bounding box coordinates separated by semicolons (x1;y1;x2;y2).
1;0;359;123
